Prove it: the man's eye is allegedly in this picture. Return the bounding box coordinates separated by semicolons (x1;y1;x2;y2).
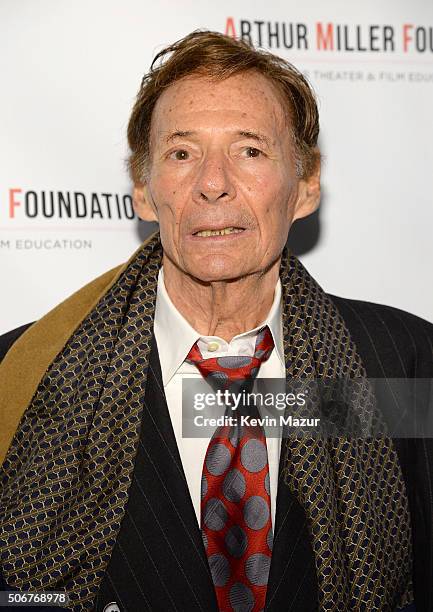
170;150;189;160
244;147;262;158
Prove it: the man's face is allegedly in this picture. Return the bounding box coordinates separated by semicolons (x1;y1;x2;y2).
136;70;319;282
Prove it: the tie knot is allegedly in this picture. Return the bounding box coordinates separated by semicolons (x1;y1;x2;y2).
186;326;274;394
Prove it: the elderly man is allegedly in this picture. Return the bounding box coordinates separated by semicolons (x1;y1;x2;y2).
0;30;432;612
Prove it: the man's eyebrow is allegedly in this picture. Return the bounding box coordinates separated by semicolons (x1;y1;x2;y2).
237;130;272;147
165;130;195;143
164;129;273;146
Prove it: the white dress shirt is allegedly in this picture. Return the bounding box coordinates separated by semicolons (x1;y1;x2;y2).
153;267;286;529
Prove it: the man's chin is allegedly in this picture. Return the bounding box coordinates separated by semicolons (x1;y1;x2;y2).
186;259;250;284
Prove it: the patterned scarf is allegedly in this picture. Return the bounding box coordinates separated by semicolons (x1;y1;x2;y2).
0;231;413;610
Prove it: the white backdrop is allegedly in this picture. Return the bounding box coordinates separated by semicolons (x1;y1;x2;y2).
1;0;432;334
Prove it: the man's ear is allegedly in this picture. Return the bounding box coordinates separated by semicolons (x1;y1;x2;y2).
132;183;158;223
292;153;321;223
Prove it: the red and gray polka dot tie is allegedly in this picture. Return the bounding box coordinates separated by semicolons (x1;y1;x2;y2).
186;326;274;612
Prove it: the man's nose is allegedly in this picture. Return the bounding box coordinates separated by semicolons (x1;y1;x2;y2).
192;151;235;204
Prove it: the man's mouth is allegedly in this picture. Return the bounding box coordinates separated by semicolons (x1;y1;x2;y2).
192;226;245;237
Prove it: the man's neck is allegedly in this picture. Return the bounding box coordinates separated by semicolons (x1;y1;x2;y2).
161;256;281;343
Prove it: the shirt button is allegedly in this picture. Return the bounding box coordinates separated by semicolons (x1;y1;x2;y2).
207;341;220;352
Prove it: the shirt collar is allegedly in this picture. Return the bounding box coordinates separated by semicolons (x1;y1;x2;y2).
153;266;285;386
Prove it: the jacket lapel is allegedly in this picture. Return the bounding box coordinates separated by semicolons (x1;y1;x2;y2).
96;333;218;611
264;436;318;611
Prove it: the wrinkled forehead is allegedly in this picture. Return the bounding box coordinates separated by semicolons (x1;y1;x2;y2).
149;71;291;149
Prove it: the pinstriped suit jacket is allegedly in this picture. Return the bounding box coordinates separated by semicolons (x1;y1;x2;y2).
0;294;432;612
